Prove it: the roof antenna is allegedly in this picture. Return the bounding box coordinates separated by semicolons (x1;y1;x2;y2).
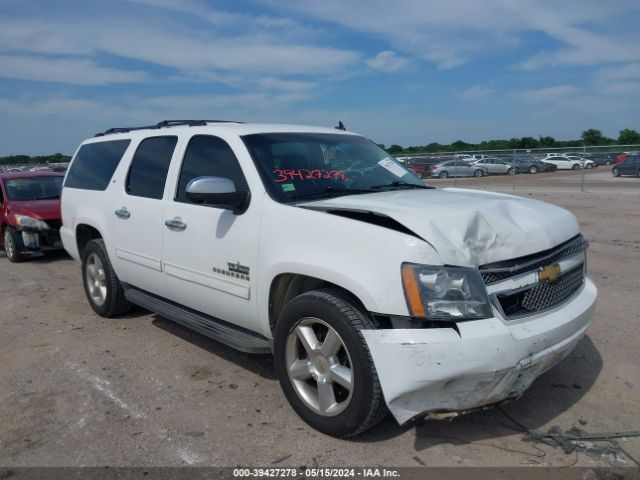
335;121;346;131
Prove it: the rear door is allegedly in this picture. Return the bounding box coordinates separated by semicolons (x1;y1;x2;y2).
111;136;179;297
162;134;261;331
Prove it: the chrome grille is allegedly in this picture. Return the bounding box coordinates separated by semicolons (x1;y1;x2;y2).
481;235;587;285
496;266;584;317
480;235;588;319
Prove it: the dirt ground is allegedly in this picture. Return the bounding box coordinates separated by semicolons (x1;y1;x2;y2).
0;169;638;468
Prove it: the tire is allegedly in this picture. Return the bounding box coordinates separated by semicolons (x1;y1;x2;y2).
529;165;538;174
507;167;515;175
474;169;485;177
439;171;449;179
606;160;611;165
572;164;580;170
274;289;387;438
3;227;25;263
586;163;593;169
637;169;640;178
81;239;132;318
613;168;620;177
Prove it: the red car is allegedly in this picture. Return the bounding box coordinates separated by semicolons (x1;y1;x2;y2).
613;153;630;164
0;171;65;262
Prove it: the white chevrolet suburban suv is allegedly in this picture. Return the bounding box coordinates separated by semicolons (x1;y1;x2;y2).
61;120;597;437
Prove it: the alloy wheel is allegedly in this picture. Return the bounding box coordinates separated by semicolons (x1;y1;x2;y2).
85;252;107;307
285;318;354;417
4;229;15;259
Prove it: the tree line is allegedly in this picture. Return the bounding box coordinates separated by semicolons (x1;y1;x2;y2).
2;127;639;162
0;153;71;166
381;128;640;155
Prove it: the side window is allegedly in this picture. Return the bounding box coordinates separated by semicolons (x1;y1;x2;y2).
65;139;131;190
175;135;249;204
126;136;177;200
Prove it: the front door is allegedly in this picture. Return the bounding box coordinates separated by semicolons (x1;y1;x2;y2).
162;134;261;332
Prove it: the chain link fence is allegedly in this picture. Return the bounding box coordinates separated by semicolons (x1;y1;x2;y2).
397;144;640;194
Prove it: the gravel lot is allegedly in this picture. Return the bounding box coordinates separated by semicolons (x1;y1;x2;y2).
1;169;639;468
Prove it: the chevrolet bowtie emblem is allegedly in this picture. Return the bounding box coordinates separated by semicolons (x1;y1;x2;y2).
539;264;561;282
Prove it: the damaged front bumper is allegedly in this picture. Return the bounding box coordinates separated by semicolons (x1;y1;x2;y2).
362;277;597;425
14;226;63;255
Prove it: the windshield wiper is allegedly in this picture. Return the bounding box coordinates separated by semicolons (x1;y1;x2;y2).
290;187;377;201
368;181;433;190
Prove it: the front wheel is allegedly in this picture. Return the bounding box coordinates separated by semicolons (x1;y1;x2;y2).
529;165;539;174
274;289;386;438
3;227;25;263
507;167;516;175
586;163;593;169
612;168;620;177
572;164;580;170
474;169;485;177
81;239;132;317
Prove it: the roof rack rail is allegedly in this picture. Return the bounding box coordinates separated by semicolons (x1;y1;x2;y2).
94;119;244;137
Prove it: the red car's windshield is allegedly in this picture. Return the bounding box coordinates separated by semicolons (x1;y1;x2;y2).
4;176;64;201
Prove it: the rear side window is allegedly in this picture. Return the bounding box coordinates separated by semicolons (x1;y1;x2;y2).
175;135;248;204
65;140;130;190
126;136;178;199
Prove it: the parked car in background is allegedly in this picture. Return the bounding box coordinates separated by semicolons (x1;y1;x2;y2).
469;157;518;175
543;155;585;170
513;156;556;174
429;160;488;178
612;152;638;165
407;158;440;178
0;172;64;262
581;152;611;166
612;155;640;177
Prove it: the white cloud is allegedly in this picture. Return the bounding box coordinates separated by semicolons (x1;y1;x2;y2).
0;54;148;85
259;77;316;92
512;85;578;103
261;0;639;70
0;11;360;83
366;51;408;72
462;85;493;99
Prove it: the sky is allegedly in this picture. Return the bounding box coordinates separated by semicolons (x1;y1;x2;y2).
1;0;640;155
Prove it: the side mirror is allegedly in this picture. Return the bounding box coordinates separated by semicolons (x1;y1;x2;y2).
185;176;250;215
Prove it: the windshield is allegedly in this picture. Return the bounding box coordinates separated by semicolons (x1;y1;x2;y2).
242;133;427;202
4;176;63;201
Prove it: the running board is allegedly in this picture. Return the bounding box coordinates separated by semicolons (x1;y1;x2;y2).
124;287;272;354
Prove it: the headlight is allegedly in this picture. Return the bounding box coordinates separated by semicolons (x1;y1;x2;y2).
401;263;492;320
14;214;50;230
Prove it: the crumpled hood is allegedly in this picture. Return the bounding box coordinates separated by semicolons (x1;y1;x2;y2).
8;199;61;220
301;188;580;266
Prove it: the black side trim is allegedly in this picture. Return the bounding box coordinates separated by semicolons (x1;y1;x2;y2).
123;286;272;354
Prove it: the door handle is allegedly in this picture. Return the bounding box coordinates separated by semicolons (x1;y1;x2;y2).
115;207;130;219
165;217;187;231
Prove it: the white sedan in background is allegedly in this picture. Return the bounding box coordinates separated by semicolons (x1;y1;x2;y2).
543;155;595;170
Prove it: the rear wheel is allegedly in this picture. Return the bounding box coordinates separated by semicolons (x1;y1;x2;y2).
3;227;25;263
274;289;386;438
613;168;620;177
572;164;580;170
81;239;132;317
474;169;485;177
529;165;538;174
439;171;449;179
